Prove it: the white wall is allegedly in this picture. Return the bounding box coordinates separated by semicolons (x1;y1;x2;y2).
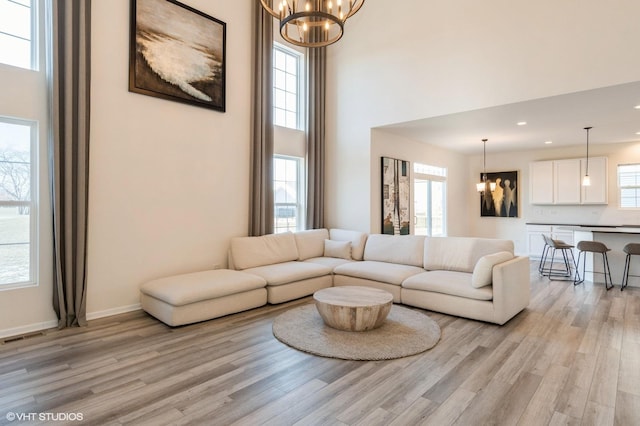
325;0;640;233
86;0;252;318
468;141;640;255
367;132;640;256
371;130;471;236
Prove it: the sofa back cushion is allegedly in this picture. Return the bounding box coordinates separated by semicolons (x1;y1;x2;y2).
230;232;299;270
294;229;329;260
329;229;368;260
424;237;514;273
364;234;425;267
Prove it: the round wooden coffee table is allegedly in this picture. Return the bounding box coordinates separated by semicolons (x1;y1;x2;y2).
313;286;394;332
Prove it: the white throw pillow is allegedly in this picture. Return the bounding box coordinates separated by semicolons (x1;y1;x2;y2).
324;239;352;260
471;251;514;288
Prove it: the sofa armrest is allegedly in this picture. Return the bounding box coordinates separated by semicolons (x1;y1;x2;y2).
491;256;530;325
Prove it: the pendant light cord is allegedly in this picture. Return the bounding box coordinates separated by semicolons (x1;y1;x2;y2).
584;127;592;175
482;138;488;181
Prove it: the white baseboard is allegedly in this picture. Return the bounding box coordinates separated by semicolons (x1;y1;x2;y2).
0;320;59;340
86;303;141;320
0;304;142;341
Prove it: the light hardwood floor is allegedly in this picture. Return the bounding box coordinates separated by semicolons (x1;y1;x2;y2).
1;263;639;425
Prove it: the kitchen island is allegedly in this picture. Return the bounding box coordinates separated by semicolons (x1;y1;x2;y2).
555;225;640;288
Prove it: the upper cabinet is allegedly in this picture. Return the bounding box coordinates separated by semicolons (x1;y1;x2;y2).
529;161;554;204
529;157;608;205
554;159;582;204
581;156;608;204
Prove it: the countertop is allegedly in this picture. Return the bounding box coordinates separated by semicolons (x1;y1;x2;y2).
526;222;640;234
556;225;640;234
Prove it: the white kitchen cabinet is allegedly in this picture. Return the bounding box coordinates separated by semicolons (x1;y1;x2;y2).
552;226;574;245
526;225;576;259
527;225;551;259
529;156;608;205
529;161;554;204
554;159;582;204
581;156;608;204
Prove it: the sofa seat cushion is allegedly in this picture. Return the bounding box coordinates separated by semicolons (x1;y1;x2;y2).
402;271;493;301
334;261;425;285
244;261;332;286
140;269;267;307
305;257;353;269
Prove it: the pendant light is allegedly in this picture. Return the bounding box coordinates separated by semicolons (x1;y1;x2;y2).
477;139;496;192
259;0;366;48
582;126;592;186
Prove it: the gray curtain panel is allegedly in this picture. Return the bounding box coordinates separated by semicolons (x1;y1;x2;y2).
249;3;274;236
48;0;91;328
306;46;326;229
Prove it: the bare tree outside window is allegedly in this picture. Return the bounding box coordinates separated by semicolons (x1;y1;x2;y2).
0;119;34;286
0;149;31;214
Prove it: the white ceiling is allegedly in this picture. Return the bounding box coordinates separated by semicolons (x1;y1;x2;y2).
377;81;640;155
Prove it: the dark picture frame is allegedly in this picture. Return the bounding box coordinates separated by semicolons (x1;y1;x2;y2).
129;0;226;112
480;170;519;217
381;157;410;235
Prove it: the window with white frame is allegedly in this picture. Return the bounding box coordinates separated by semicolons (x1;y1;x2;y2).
274;155;304;233
273;43;303;130
618;163;640;208
0;0;45;291
0;118;36;286
413;163;447;236
0;0;36;70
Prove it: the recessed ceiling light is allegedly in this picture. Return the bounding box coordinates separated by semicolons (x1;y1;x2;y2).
635;105;640;109
636;131;640;135
544;140;553;144
517;121;527;126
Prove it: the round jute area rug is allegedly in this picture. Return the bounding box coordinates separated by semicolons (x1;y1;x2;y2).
272;304;441;360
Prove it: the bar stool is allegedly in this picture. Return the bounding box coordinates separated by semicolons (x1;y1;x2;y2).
621;243;640;291
539;234;576;280
538;235;551;275
573;241;613;290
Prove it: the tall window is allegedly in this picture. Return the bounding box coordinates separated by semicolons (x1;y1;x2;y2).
414;163;447;236
273;43;302;130
0;0;36;70
274;155;304;233
618;163;640;208
0;118;36;286
0;0;44;291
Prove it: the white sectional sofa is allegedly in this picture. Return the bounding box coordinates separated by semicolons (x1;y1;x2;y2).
227;229;529;325
141;228;530;326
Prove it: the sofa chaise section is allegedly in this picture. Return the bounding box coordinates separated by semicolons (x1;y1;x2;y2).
140;269;267;326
